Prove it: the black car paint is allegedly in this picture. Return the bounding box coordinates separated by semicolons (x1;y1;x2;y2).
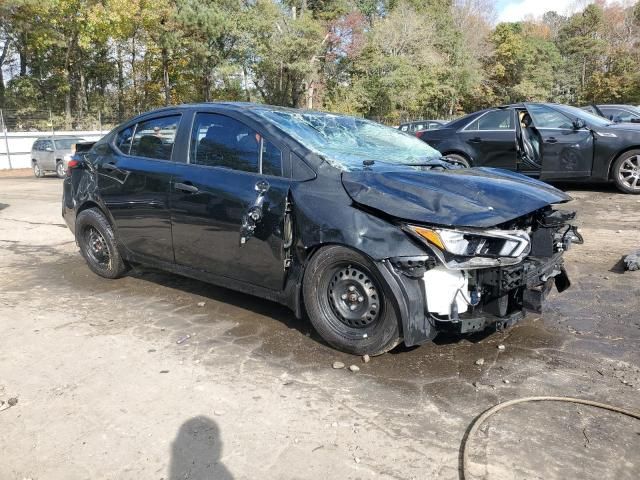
418;103;640;183
63;102;574;348
342;167;571;228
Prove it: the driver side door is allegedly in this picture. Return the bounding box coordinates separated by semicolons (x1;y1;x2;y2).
526;104;594;180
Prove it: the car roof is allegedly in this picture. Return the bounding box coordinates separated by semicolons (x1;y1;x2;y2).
597;104;639;109
36;136;83;140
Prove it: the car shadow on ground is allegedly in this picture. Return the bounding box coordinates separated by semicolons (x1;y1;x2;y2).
128;265;489;355
549;181;620;193
128;265;327;343
168;416;233;480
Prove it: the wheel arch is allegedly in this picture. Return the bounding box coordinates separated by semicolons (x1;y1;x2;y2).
441;149;474;165
607;146;640;179
295;242;412;340
75;200;117;233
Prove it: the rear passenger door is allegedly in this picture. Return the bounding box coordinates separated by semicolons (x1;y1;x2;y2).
458;109;517;169
170;111;291;291
42;139;55;170
95;113;182;263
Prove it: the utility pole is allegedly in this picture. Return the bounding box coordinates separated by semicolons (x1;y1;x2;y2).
49;109;55;138
0;109;11;169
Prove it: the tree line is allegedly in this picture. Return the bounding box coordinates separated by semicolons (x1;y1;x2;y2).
1;0;639;129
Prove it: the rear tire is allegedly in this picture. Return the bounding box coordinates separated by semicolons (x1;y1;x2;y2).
76;208;129;279
33;162;44;178
56;161;65;178
612;150;640;194
303;245;401;355
444;153;471;168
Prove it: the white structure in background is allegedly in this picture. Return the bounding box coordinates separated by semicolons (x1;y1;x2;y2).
0;131;104;169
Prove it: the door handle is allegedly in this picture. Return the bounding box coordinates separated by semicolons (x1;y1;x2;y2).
469;137;482;143
174;182;199;194
546;137;558;144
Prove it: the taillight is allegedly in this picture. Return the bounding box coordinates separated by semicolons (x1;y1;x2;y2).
66;159;80;176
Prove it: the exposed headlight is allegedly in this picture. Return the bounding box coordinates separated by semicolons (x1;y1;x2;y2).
405;225;530;269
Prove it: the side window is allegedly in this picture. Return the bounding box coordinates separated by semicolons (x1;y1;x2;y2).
465;110;513;131
527;105;573;129
190;113;282;176
43;140;53;151
129;115;180;160
601;108;635;123
33;141;41;151
115;125;135;154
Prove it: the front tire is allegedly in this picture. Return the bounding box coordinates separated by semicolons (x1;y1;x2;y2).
56;161;65;178
444;153;471;168
33;162;44;178
303;245;401;355
612;150;640;194
76;208;129;279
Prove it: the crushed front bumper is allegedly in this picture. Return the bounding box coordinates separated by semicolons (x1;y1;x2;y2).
380;251;571;345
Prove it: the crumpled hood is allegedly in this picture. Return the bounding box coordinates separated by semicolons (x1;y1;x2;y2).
341;167;571;228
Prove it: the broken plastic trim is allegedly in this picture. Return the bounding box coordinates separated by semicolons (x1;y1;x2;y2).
403;224;531;270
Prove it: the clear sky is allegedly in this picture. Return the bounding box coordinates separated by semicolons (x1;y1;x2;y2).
495;0;598;23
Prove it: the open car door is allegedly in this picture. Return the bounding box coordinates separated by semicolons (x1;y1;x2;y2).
525;104;594;180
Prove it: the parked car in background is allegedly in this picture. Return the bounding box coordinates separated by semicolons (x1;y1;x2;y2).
398;120;446;133
63;102;580;355
418;103;640;194
32;136;85;178
582;104;640;124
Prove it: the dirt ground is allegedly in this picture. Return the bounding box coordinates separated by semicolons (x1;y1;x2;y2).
0;175;638;480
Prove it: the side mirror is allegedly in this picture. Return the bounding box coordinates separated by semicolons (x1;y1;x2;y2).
572;118;587;130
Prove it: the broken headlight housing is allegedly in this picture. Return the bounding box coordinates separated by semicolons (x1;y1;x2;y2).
404;225;531;270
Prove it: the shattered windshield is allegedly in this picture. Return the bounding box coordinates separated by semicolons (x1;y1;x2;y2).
256;109;442;170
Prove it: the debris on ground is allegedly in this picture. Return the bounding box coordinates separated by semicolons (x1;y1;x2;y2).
475;358;485;366
159;370;169;374
0;397;18;412
214;410;225;416
332;361;345;369
497;344;505;351
623;250;640;271
197;301;206;307
176;334;191;345
362;354;370;363
349;365;360;372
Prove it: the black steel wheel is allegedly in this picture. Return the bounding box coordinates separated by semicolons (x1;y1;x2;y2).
303;245;401;355
76;208;129;279
613;150;640;194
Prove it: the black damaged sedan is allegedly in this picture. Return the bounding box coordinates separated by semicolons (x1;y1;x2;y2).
63;103;581;355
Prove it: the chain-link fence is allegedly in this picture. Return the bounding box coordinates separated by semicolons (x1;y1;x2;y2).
0;109;114;170
0;109;122;133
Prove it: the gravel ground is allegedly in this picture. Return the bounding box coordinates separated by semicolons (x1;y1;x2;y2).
0;176;638;480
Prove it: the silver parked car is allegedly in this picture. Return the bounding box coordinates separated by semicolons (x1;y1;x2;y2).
31;136;84;178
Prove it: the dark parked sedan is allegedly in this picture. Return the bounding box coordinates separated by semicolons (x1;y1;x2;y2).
398;120;446;133
63;103;580;355
582;104;640;124
418;103;640;193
